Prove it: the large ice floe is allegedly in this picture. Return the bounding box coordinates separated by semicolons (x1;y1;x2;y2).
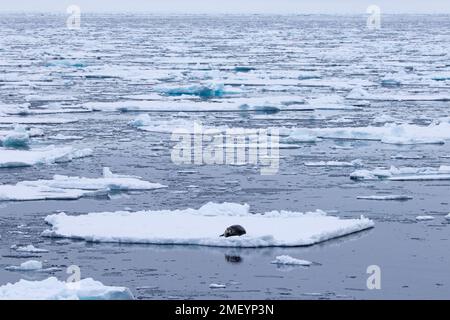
0;146;92;168
286;119;450;145
42;202;374;247
0;277;134;300
83;94;307;113
0;168;166;201
347;87;450;101
350;165;450;181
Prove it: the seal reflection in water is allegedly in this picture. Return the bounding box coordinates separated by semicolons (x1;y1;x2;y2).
220;225;246;238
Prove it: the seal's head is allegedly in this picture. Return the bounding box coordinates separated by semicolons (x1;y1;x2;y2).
220;225;246;238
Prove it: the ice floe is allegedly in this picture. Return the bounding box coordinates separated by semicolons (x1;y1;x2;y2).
12;244;49;253
305;159;363;167
0;168;166;201
287;120;450;145
270;255;312;266
5;260;43;271
0;146;92;168
357;195;412;201
415;216;435;221
347;87;450;101
157;83;239;98
209;283;226;289
85;94;307;113
350;165;450;181
42;202;374;247
0;116;77;124
0;277;134;300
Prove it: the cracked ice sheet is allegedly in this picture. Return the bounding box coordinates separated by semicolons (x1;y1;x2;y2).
0;277;134;300
42;202;374;248
0;168;166;201
0;146;92;168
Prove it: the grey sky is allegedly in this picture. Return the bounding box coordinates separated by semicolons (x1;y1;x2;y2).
0;0;449;14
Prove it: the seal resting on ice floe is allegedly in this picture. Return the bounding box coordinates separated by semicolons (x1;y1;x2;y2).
220;225;246;238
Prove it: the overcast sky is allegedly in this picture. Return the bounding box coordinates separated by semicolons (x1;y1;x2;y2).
0;0;449;14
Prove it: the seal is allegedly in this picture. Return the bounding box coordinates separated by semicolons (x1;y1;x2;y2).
220;225;246;238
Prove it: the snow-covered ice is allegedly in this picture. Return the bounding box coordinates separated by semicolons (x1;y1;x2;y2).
0;168;166;201
287;120;450;145
0;277;134;300
42;202;374;247
5;260;43;271
350;166;450;181
0;146;92;168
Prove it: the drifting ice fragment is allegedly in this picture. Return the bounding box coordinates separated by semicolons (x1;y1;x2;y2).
415;216;435;221
270;255;312;266
5;260;43;271
0;146;92;168
0;168;166;201
0;277;134;300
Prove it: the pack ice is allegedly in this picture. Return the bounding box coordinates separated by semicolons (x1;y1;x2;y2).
42;202;374;247
0;277;134;300
0;168;166;201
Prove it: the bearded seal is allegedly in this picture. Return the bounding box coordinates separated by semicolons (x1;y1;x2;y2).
220;225;246;238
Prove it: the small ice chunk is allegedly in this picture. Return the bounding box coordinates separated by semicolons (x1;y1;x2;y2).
0;126;30;149
357;195;413;201
416;216;435;221
209;283;226;289
271;255;312;266
13;245;49;253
